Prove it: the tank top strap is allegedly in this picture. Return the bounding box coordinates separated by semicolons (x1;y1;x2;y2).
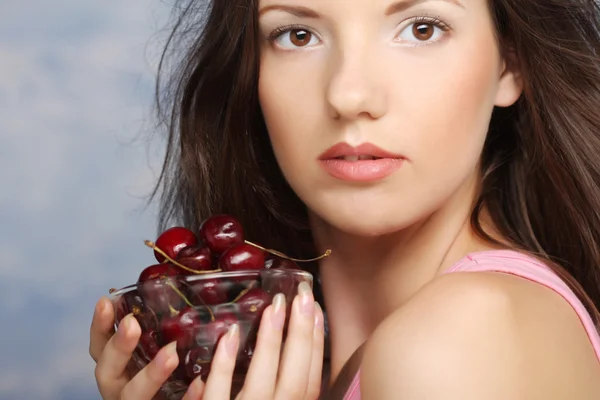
443;249;600;360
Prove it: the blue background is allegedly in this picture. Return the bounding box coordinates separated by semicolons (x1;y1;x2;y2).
1;1;177;398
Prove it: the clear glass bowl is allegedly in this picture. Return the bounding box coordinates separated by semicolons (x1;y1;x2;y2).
109;268;313;399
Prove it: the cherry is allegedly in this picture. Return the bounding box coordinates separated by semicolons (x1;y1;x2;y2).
138;263;185;314
185;278;229;306
236;287;271;316
175;244;213;273
160;306;202;350
154;227;198;263
264;256;300;270
219;243;265;272
183;346;213;382
114;289;145;322
200;215;244;254
138;330;160;361
196;309;239;345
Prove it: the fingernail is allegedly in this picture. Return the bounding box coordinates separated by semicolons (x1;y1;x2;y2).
124;314;133;329
187;376;205;398
157;341;178;369
271;293;286;330
298;282;314;316
166;341;178;356
225;324;240;357
314;302;324;329
119;314;133;336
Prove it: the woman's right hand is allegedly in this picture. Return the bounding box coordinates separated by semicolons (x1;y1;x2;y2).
89;296;179;400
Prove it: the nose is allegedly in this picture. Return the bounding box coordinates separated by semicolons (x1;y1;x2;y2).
325;48;388;121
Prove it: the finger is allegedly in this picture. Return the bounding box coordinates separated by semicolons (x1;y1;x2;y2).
120;341;179;400
304;303;325;400
95;314;141;393
90;296;115;362
274;282;316;400
202;324;240;399
181;377;205;400
240;294;287;399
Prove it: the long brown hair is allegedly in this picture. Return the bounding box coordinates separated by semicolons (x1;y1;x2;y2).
149;0;600;328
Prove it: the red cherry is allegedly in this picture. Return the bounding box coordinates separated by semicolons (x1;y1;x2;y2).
183;346;213;382
138;330;160;361
236;288;271;316
154;227;199;263
175;245;213;273
196;310;239;345
200;215;244;254
138;264;184;313
264;256;300;270
114;289;145;322
218;243;265;272
185;278;229;306
160;306;201;350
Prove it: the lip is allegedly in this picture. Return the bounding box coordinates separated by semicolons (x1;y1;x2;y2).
318;142;404;160
318;142;405;182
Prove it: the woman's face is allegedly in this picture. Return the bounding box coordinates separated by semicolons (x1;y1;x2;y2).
258;0;522;236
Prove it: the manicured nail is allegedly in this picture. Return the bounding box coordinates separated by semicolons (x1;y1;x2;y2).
119;314;133;336
271;293;286;330
187;376;205;398
225;324;240;357
157;341;178;369
314;302;324;329
298;282;314;316
165;341;177;356
125;314;134;329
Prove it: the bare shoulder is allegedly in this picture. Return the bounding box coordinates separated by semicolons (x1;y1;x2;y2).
360;271;600;399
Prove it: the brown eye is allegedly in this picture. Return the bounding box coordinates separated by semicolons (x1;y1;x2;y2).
412;23;435;41
290;29;312;47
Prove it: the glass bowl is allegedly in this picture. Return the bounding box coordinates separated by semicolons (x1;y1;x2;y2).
109;268;313;399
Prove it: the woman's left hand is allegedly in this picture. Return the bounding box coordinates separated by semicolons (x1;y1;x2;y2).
182;281;326;400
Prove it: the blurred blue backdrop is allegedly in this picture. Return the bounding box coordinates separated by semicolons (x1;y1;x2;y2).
0;1;177;398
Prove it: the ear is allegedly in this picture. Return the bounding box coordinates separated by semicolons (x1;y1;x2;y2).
494;48;523;107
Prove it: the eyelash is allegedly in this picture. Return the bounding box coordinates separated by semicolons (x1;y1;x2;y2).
265;16;452;46
266;24;309;43
412;15;452;32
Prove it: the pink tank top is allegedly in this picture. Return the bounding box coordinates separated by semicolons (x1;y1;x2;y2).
342;250;600;400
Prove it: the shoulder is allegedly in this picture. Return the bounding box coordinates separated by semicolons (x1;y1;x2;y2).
360;270;600;399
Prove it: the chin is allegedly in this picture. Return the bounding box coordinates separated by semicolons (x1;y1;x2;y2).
311;206;416;239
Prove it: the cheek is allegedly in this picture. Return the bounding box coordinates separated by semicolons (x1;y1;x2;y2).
258;56;324;183
398;33;502;180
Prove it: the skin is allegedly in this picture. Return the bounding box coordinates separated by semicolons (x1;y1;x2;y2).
257;0;600;398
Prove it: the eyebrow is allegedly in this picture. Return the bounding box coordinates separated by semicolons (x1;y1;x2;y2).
258;4;320;18
385;0;464;14
258;0;464;18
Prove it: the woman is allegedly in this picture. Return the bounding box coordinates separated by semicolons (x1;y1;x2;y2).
89;0;600;398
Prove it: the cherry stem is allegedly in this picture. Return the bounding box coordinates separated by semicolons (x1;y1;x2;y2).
168;304;178;317
229;281;258;304
177;279;217;322
164;282;217;321
244;240;332;263
144;240;221;275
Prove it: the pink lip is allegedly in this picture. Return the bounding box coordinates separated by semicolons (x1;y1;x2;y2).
318;142;403;160
318;142;405;182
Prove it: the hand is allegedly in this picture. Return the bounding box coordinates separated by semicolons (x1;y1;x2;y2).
89;280;324;400
89;296;180;400
183;281;325;400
